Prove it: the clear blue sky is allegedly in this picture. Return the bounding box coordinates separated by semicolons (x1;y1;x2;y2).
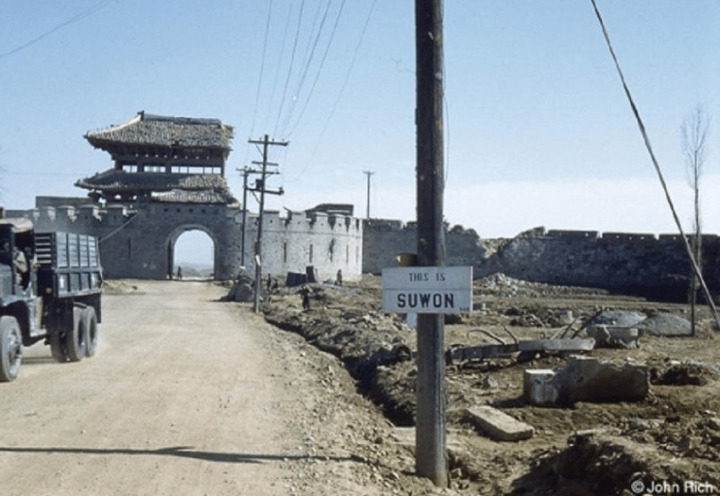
1;0;719;242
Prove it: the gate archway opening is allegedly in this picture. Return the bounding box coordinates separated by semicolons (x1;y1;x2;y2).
168;228;216;280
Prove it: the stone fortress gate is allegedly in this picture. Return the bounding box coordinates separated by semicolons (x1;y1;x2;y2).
12;112;363;281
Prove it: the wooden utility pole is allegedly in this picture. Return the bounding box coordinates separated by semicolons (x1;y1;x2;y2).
363;170;375;219
239;166;277;268
248;135;287;313
414;0;447;487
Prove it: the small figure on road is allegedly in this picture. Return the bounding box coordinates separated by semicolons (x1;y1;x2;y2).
336;269;343;286
301;285;311;311
176;266;183;280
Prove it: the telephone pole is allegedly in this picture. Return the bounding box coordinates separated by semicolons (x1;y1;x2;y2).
415;0;447;487
363;170;375;219
248;134;288;313
237;166;268;268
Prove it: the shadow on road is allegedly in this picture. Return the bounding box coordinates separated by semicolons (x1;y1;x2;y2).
0;445;360;465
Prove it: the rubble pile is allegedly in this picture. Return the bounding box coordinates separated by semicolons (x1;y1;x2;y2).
258;275;720;495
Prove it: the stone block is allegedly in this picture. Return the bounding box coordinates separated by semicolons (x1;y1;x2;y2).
523;356;649;406
564;356;648;403
523;369;560;406
587;325;640;348
465;405;534;441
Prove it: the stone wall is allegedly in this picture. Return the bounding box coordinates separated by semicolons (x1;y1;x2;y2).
362;219;489;274
482;227;720;301
362;221;720;302
8;200;363;283
9;199;719;301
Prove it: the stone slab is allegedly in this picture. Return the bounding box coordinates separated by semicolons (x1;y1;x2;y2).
465;406;534;441
517;338;595;352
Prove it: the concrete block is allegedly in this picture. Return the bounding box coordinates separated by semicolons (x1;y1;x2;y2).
523;356;649;407
523;369;560;406
465;406;534;441
564;356;648;403
587;325;640;348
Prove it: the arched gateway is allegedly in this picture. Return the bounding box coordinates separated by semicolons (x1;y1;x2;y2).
167;225;217;279
18;112;363;282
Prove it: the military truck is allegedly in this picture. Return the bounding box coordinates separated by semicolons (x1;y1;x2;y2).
0;217;102;382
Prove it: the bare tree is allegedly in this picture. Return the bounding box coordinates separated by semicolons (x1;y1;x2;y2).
681;105;711;336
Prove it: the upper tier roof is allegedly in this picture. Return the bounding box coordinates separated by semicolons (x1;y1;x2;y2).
84;111;233;151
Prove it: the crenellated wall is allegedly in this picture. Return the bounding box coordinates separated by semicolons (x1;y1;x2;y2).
363;221;720;302
481;227;720;301
8;200;363;282
10;199;719;301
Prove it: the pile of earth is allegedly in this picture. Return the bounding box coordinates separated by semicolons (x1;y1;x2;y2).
256;275;720;494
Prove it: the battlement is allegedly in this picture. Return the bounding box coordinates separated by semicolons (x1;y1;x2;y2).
8;204;137;231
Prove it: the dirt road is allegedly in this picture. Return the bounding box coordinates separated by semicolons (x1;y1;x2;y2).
0;281;439;496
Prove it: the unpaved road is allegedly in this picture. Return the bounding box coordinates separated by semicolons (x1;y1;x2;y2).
0;281;440;496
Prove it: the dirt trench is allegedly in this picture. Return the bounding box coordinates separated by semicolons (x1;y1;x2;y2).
261;276;720;495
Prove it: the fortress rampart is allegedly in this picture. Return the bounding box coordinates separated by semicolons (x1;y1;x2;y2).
8;202;363;282
8;202;718;301
363;222;720;302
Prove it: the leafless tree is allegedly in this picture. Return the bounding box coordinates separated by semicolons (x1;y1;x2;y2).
681;105;711;336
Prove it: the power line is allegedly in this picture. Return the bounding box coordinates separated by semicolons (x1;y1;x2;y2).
274;0;306;137
248;0;275;141
286;0;348;138
589;0;720;328
278;0;333;136
287;0;378;182
260;0;294;134
0;0;114;60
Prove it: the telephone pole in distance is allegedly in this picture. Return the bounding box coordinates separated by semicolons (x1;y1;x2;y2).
363;170;375;219
248;134;288;312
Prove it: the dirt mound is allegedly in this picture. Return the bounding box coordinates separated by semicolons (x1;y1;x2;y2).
261;275;720;494
512;429;720;495
652;360;720;386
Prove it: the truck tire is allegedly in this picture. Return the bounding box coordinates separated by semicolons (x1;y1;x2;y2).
84;307;98;358
0;315;23;382
66;307;87;362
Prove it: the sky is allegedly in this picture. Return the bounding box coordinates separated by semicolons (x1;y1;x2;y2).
1;0;720;259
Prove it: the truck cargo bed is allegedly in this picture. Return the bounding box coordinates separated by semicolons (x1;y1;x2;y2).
35;232;102;298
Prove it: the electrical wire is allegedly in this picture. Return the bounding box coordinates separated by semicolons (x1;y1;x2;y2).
287;0;378;182
274;0;306;137
589;0;720;327
278;0;335;136
286;0;347;138
0;0;114;60
99;210;140;243
248;0;274;141
260;1;294;134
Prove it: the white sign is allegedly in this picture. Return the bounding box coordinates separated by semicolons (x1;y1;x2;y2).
382;266;473;314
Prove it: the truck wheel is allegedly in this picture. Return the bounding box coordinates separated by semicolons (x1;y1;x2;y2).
66;307;87;362
84;307;98;358
0;316;23;382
